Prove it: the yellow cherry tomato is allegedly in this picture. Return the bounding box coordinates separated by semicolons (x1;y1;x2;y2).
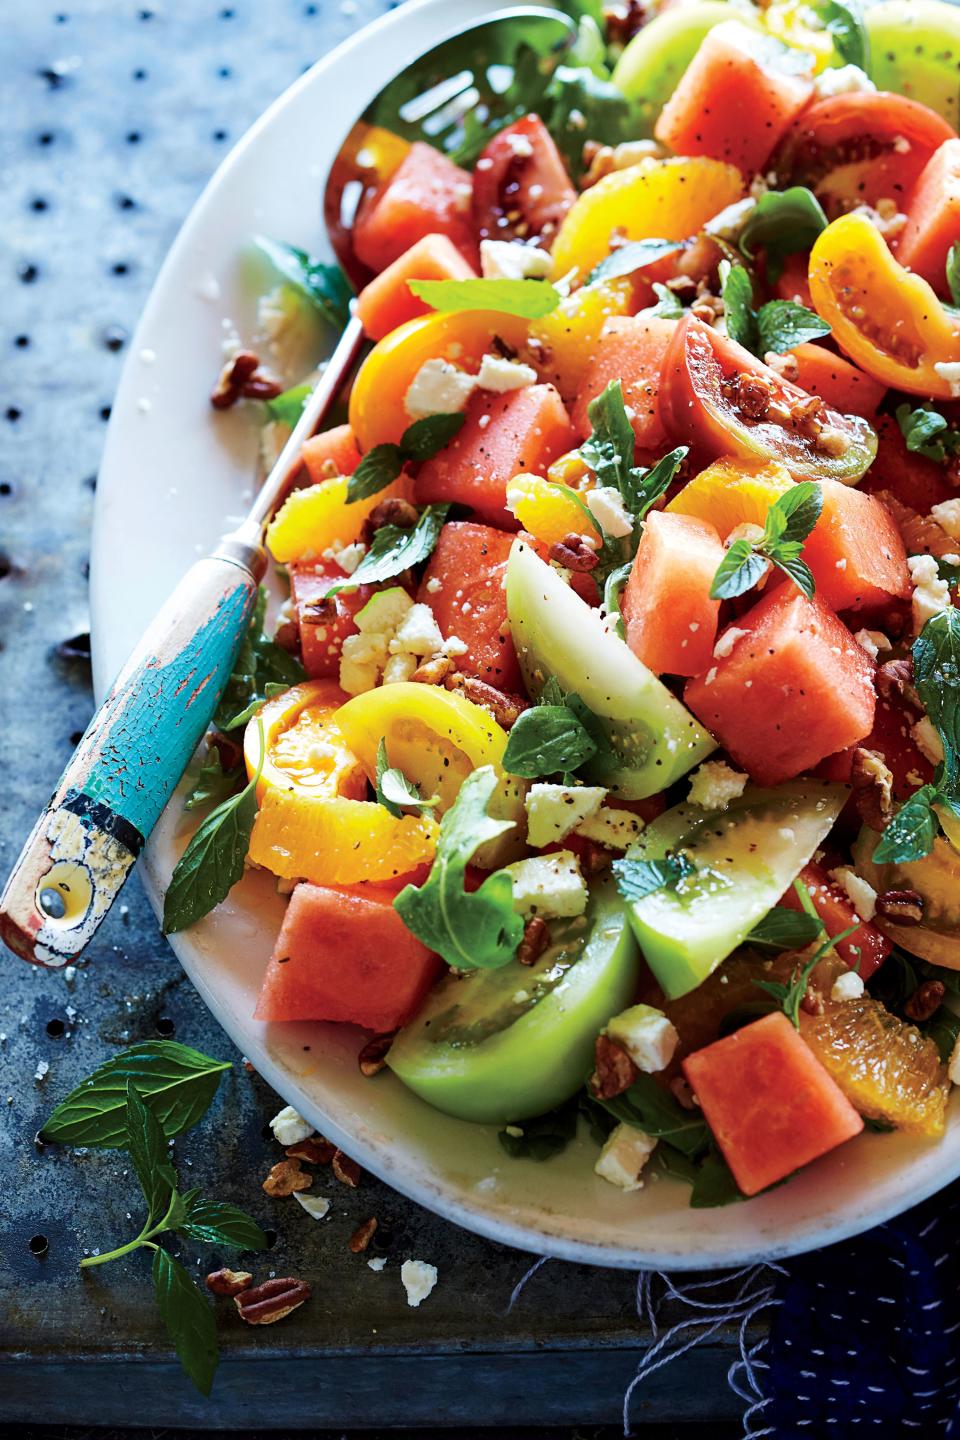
265;473;413;564
550;157;745;282
528;278;634;403
348;309;530;452
808;213;960;399
761;0;834;72
335;681;526;866
666;457;795;540
243;680;366;802
248;789;438;886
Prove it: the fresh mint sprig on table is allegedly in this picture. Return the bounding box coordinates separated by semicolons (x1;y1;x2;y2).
720;258;831;357
324;503;450;596
253;235;353;330
739;186;828;282
407;276;561;319
41;1041;265;1394
347;413;466;503
874;608;960;864
394;765;524;970
709;482;823;601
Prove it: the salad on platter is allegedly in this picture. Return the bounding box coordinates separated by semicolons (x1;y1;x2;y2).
168;0;960;1208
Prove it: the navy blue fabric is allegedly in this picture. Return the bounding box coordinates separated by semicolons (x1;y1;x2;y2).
761;1188;960;1434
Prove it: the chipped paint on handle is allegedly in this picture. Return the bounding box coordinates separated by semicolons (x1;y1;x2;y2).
0;553;259;967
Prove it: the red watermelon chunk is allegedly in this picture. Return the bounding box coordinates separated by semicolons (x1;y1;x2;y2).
572;315;676;450
255;882;442;1031
290;563;366;679
622;510;725;676
353;142;477;274
684;586;876;785
802;479;911;613
417;520;522;690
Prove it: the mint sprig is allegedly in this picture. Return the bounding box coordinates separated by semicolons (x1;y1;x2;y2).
253;236;353;329
347;413;466;503
214;586;304;732
709;483;822;600
407;276;560;319
612;852;695;902
720;259;830;356
739;186;828;283
324;503;450;596
753;880;858;1027
895;402;960;465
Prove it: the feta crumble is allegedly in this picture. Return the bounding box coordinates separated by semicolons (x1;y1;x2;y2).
931;499;960;541
853;629;891;661
912;716;945;766
934;361;960;395
525;783;606;847
594;1123;657;1191
585;486;634;538
476;353;538;393
829;866;877;922
814;64;876;97
390;602;446;657
607;1004;679;1073
506;850;589;919
831;971;865;1003
908;553;952;630
270;1105;315;1147
713;625;749;660
404;358;476;419
368;1255;387;1272
294;1193;331;1220
400;1258;438;1308
480;239;552;281
688;761;749;811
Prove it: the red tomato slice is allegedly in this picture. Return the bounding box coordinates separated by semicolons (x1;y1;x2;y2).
774;92;956;218
472;114;576;248
660;315;877;482
779;862;891;981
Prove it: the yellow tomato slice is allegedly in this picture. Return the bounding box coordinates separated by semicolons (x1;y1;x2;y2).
243;680;367;802
808;213;960;399
248;789;438;886
335;681;527;865
550;157;745;282
348;310;530;452
528;278;634;402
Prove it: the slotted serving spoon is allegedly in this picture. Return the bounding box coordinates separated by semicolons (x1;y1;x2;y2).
0;3;576;969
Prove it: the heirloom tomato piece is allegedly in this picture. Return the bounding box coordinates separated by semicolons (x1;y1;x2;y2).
472;114;576;246
528;278;634;404
775;92;954;218
660;315;877;482
808;213;960;399
243;680;366;803
896;139;960;297
779;862;890;980
290;563;369;680
348;309;529;451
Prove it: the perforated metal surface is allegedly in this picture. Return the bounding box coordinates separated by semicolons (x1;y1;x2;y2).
0;2;744;1426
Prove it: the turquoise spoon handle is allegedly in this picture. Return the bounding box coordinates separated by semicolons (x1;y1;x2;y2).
0;530;264;967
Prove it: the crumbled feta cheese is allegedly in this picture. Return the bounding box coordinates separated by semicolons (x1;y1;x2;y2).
912;716;945;766
607;1004;678;1073
294;1193;331;1220
368;1255;387;1272
934;361;960;395
404;358;476;419
442;634;468;657
931;499;960;541
908;553;952;629
391;602;445;657
713;626;749;660
331;542;366;576
688;761;749;811
829;866;877;922
270;1105;314;1147
476;353;538;393
574;806;644;850
400;1258;438;1308
339;645;382;696
34;1060;50;1083
355;587;414;634
726;521;765;546
814;63;876;98
585;485;634;538
853;629;892;661
594;1123;657;1191
341;631;390;668
480;239;552;282
525;783;606;847
831;971;865;1003
507;850;588;919
382;653;418;685
425;576;442;594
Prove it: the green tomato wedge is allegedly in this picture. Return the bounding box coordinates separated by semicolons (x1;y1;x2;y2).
622;781;847;1000
866;1;960;130
387;879;638;1124
505;539;714;799
612;2;757;133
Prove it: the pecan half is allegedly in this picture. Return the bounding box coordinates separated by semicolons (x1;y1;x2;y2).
590;1033;639;1101
517;915;550;966
358;1032;395;1078
876;656;914;701
361;496;419;544
286;1136;336;1165
348;1217;379;1253
443;673;528;728
876;889;925;926
411;652;454;685
211;349;282;409
549;533;599;573
235;1276;311;1325
262;1158;312;1197
905;979;945;1022
205;1267;253;1297
850;747;894;832
331;1150;363;1188
722;370;773;421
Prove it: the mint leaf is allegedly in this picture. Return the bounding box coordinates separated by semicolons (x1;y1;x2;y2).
630;446;688;522
756;300;831;355
394;766;524;970
948;242;960;310
163;724;265;933
185;749;244;812
739;186;828;282
218;682;287;732
595;1074;711;1159
895;402;960;464
253;235;352;330
646;282;684;320
152;1248;219;1396
580;380;636;493
710;484;821;599
746;907;825;951
375;737;436;817
502;702;598;778
347;413;466;503
719;260;758;353
214;587;304;731
407;277;560;319
612;853;695;902
176;1197;268;1251
126;1082;178;1223
325;504;450;594
265;383;310;427
773;481;824;545
40;1041;232;1148
588;238;684;286
913;608;960;765
813;0;870;71
709;539;770;600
